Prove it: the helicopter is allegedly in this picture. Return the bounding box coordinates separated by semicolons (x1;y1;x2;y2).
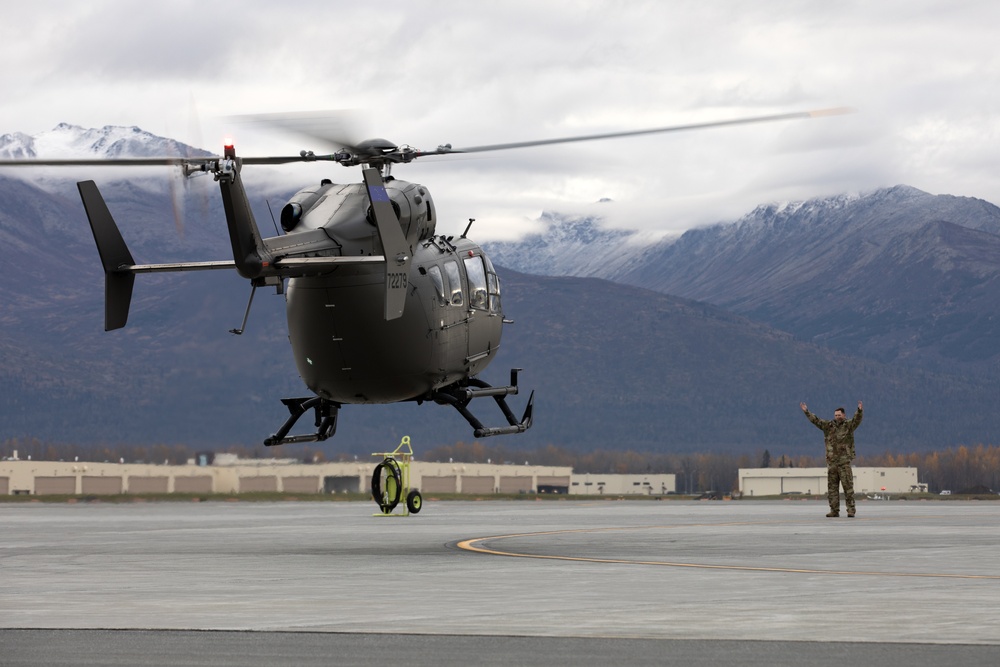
1;107;849;446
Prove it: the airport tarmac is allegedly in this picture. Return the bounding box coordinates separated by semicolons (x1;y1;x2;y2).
1;499;998;666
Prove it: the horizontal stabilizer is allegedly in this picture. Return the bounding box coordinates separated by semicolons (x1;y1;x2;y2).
271;255;384;273
127;260;236;273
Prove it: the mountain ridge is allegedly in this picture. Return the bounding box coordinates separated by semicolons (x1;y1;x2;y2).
484;185;1000;375
1;123;213;161
3;124;1000;454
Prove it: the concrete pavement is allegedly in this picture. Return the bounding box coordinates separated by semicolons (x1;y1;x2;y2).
1;499;998;664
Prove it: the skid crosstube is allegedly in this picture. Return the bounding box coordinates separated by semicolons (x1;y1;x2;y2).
264;397;340;446
430;369;534;438
264;369;533;445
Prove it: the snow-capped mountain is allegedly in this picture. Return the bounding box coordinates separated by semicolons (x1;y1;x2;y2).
486;186;1000;283
483;211;670;280
0;123;212;160
486;185;1000;373
0;124;276;269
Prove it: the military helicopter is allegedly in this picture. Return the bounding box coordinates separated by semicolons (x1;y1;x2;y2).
1;107;849;445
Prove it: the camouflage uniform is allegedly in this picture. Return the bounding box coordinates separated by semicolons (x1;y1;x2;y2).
803;406;863;515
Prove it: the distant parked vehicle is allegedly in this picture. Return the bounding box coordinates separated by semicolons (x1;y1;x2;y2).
939;490;952;495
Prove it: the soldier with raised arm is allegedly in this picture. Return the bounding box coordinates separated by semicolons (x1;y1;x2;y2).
800;401;864;517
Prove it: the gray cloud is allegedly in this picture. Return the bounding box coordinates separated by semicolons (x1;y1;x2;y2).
3;0;1000;238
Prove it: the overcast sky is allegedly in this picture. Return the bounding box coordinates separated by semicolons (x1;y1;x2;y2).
2;0;998;239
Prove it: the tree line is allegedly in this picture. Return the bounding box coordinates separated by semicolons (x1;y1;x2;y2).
2;437;997;494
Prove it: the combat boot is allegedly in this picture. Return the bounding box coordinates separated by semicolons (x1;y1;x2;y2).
847;509;856;518
826;510;839;517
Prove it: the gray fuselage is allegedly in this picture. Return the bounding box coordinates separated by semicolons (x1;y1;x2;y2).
276;178;504;404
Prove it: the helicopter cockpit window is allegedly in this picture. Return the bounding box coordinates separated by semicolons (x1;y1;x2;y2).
483;255;502;314
444;261;464;306
464;256;488;310
427;265;447;306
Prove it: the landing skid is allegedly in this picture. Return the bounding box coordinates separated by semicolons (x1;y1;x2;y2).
263;369;533;446
430;369;534;438
264;397;340;446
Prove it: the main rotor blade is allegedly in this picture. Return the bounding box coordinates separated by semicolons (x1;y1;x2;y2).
0;157;198;166
0;154;340;168
0;106;853;170
421;107;855;156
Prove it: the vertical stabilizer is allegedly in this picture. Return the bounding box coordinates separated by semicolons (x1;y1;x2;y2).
77;180;135;330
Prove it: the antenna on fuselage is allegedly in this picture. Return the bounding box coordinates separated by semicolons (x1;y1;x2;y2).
462;218;475;239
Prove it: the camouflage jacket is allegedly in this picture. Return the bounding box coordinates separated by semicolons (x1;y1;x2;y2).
804;407;863;464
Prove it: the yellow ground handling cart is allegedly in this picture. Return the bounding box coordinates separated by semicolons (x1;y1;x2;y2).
371;436;423;516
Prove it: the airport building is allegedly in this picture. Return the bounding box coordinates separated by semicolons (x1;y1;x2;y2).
738;467;924;496
0;455;676;497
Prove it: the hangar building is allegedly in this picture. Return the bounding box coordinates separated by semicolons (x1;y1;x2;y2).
739;467;923;496
0;457;675;497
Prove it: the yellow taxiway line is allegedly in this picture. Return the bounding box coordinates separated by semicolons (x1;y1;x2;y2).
456;519;1000;580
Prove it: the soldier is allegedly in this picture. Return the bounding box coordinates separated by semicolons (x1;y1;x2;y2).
800;401;864;517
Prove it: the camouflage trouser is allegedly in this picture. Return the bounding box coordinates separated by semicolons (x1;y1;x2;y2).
827;462;855;513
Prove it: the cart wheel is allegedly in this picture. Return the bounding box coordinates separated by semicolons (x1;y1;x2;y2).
406;489;423;514
372;458;402;513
